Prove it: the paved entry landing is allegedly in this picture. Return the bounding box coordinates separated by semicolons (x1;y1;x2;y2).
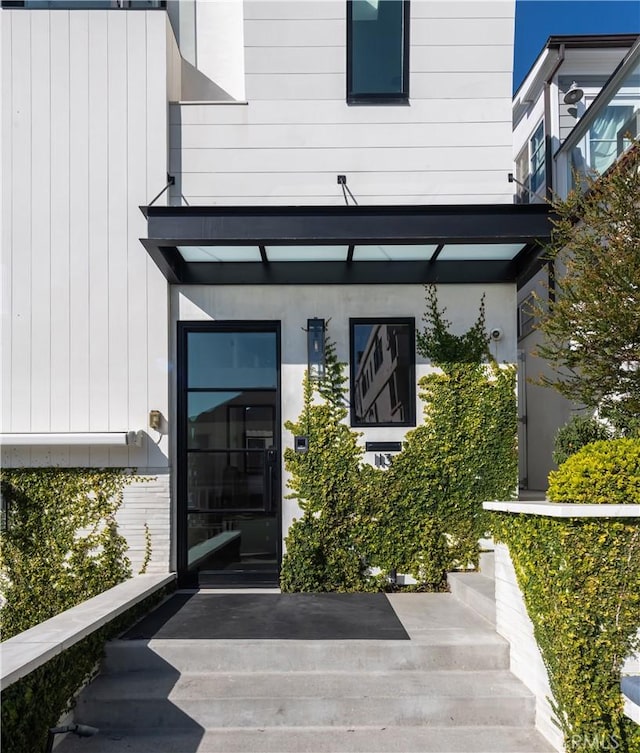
122;592;410;640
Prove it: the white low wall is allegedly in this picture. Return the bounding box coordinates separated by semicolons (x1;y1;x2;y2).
494;542;564;751
0;573;175;690
488;501;640;751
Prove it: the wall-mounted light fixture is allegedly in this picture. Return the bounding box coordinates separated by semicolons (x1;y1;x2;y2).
307;318;326;380
563;82;584;105
149;410;163;431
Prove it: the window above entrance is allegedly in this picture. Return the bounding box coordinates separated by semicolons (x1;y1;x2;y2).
347;0;410;104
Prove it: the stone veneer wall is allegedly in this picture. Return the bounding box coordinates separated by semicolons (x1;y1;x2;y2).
494;543;564;752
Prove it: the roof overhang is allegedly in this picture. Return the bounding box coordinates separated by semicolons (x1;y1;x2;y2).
140;203;553;287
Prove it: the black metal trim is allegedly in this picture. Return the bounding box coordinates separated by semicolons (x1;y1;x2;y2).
141;203;552;243
346;0;410;104
349;317;416;428
365;441;403;452
176;320;282;588
154;256;519;285
140;203;553;287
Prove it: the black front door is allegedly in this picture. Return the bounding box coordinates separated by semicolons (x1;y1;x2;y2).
178;322;281;587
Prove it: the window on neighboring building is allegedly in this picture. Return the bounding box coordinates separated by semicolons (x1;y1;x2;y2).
350;318;415;426
347;0;410;104
515;121;546;203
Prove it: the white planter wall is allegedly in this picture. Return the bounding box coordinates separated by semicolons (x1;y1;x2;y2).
494;542;564;752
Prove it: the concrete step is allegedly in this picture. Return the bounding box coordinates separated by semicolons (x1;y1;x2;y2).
57;725;557;752
74;669;535;729
479;550;495;580
102;636;510;675
448;573;496;627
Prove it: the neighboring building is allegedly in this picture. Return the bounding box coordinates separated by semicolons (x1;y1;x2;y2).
512;34;639;492
1;0;551;587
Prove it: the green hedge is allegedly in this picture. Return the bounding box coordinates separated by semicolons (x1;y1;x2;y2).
495;516;640;753
552;415;611;466
548;438;640;504
494;438;640;753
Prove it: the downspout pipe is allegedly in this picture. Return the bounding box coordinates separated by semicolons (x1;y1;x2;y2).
543;44;564;301
543;43;565;200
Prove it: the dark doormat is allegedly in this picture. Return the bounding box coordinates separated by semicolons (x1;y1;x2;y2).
121;592;409;640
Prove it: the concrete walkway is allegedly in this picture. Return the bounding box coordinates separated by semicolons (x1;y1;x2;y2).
58;589;555;753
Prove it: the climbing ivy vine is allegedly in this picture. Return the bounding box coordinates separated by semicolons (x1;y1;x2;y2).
280;285;518;591
0;468;135;638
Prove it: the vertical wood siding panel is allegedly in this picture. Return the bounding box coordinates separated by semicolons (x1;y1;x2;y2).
125;12;148;468
68;11;90;431
10;12;32;433
145;13;169;468
1;12;14;432
87;11;110;438
29;11;52;432
106;10;130;468
49;11;71;436
67;445;90;467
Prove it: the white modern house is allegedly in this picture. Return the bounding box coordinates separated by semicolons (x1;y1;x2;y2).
512;33;639;492
1;0;552;588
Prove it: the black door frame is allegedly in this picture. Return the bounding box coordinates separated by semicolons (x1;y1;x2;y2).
176;320;282;588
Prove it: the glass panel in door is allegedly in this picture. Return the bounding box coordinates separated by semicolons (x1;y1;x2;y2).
183;328;280;586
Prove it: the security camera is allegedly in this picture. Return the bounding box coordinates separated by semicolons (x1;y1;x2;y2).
490;327;504;342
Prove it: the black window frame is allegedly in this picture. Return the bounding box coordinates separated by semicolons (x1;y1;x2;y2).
349;317;416;428
346;0;410;105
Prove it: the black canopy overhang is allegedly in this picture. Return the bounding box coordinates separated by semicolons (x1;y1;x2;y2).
139;204;553;286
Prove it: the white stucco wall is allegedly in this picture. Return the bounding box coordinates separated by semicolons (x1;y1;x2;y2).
173;282;516;537
169;0;515;205
0;9;171;471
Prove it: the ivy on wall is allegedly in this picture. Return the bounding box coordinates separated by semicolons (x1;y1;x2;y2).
0;468;135;639
280;286;518;591
281;339;379;592
494;439;640;753
378;288;517;576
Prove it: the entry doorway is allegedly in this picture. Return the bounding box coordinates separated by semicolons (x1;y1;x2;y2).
177;322;281;587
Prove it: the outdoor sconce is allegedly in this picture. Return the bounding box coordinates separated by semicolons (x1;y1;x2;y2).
149;410;163;431
307;318;326;380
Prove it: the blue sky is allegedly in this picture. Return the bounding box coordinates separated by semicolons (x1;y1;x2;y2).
514;0;640;92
